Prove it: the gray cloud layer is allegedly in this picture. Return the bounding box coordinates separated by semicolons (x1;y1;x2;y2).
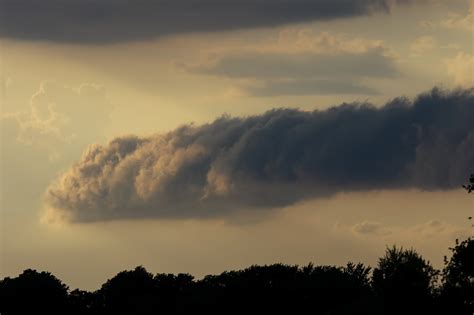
189;49;396;95
246;78;379;96
45;87;474;222
193;50;397;79
1;0;420;43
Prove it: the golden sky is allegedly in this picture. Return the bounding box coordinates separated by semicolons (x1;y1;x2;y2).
1;0;473;290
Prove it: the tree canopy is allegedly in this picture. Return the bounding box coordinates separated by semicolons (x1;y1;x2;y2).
1;241;473;315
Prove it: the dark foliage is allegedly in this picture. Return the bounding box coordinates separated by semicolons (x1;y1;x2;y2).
0;269;68;315
1;241;473;315
372;246;439;315
462;174;474;193
440;238;474;315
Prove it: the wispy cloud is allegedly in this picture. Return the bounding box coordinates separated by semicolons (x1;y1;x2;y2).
1;81;112;160
446;52;474;87
183;30;396;96
440;0;474;32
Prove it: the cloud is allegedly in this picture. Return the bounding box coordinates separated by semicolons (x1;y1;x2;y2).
418;20;437;30
1;81;113;159
441;0;474;32
191;50;396;79
410;36;437;56
343;217;472;258
406;220;472;241
350;219;471;242
245;78;379;96
0;0;426;43
44;87;474;223
446;52;474;87
183;30;396;96
352;221;391;236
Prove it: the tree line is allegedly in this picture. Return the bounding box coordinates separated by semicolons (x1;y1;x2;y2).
0;238;472;315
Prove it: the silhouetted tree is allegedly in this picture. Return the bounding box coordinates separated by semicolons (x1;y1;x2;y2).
68;289;102;315
440;238;474;315
99;266;157;315
462;174;474;193
154;273;195;313
0;269;68;315
192;262;375;314
372;246;438;315
5;242;474;314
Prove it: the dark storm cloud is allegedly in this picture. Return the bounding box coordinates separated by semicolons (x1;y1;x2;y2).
1;0;422;43
44;87;474;223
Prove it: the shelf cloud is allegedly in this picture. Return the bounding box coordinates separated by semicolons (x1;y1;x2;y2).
44;87;474;223
1;0;424;43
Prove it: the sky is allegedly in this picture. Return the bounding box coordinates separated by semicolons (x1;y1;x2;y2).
1;0;473;290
